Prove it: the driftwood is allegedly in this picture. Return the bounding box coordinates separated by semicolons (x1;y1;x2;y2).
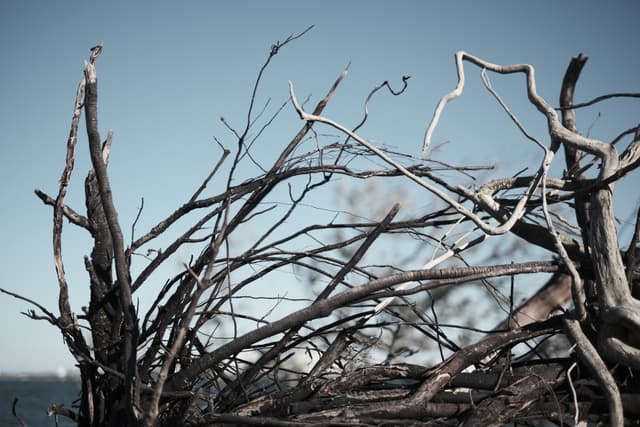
3;30;639;426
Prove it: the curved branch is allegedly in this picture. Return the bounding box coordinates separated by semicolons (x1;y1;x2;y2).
565;319;623;426
425;51;618;170
290;81;542;236
423;52;638;370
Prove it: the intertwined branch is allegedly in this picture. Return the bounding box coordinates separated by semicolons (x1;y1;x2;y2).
4;36;639;426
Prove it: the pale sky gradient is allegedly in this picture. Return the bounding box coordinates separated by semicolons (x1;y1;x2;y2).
1;1;638;373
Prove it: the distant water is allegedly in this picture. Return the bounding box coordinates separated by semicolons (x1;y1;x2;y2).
0;378;79;427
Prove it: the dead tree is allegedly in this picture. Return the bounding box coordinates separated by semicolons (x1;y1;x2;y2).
3;30;639;426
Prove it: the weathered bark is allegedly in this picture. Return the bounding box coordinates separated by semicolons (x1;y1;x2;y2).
84;152;125;426
84;46;139;426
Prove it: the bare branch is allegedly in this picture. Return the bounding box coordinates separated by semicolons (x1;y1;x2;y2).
53;61;85;328
84;46;140;419
34;189;91;231
564;318;623;426
290;80;542;236
555;92;640;110
166;261;558;391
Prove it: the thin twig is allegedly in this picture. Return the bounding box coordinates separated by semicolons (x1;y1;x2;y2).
290;81;540;236
555;92;640;110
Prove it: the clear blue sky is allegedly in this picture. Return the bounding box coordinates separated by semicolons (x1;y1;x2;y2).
1;1;638;374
